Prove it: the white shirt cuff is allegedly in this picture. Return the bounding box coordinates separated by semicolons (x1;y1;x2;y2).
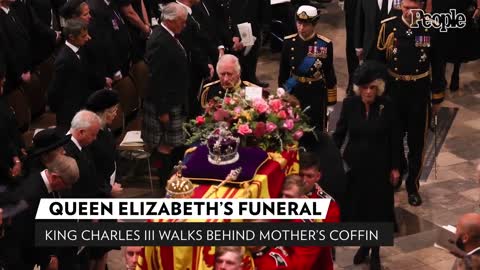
218;45;225;50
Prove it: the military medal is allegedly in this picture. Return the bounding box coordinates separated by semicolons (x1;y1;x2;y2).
318;47;328;58
314;58;322;69
406;29;413;37
420;53;427;62
112;18;119;30
424;36;431;47
308;46;313;56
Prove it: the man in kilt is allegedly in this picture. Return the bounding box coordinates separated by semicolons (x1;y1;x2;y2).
143;2;189;188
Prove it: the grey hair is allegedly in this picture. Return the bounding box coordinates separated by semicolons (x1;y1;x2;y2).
70;110;101;130
63;18;88;39
161;2;186;22
353;79;385;96
46;155;80;186
216;54;241;75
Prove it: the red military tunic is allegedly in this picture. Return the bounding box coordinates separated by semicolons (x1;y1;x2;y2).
306;183;341;223
251;246;292;270
288;183;340;270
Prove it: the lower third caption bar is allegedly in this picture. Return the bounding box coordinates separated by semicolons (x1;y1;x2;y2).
35;222;394;247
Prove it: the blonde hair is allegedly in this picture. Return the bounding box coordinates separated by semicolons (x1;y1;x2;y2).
215;246;245;263
283;174;307;196
353;79;385;96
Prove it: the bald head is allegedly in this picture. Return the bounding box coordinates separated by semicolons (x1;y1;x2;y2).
456;213;480;252
216;54;241;89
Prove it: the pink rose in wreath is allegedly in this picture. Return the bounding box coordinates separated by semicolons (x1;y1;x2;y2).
237;123;253;135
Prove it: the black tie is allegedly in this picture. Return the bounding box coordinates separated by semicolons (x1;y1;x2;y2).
380;0;389;20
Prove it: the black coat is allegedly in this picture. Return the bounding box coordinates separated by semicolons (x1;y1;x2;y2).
333;95;401;222
432;0;480;62
145;25;189;115
89;128;116;197
86;0;131;78
178;13;210;78
62;140;100;198
191;0;222;64
7;172;58;269
0;97;24;183
25;0;59;66
213;0;270;50
47;44;93;128
354;0;399;59
0;5;32;91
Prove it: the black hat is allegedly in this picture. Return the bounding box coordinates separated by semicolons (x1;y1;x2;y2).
352;60;387;86
28;128;71;158
61;0;85;19
85;89;119;113
296;5;320;23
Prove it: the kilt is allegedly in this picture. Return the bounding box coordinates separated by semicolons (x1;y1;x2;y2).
141;101;185;147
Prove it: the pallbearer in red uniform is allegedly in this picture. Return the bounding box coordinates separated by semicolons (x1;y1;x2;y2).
299;153;341;223
281;174;338;270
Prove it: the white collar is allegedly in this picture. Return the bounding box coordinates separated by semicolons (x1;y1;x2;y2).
0;6;10;14
67;131;83;151
65;41;80;54
176;1;192;15
467;247;480;255
377;0;392;13
161;23;175;37
41;169;53;194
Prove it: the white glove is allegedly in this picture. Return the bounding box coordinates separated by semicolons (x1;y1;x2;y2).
338;0;344;11
327;106;335;116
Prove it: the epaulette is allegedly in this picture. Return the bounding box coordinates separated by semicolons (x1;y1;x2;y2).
242;81;259;87
381;16;397;24
202;80;220;89
316;34;331;43
284;33;298;39
318;189;335;201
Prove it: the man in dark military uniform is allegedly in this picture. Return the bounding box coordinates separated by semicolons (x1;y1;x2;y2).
278;5;337;134
376;0;444;206
200;54;259;108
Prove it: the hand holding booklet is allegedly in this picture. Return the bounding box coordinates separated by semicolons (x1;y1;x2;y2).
237;22;256;56
120;131;144;147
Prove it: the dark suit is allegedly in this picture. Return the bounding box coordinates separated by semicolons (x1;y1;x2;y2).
214;0;270;82
176;9;211;116
344;0;359;93
62;140;99;198
191;0;222;64
89;128;116;197
143;25;189;147
7;172;58;270
354;0;398;60
87;0;131;79
0;97;24;184
25;0;59;66
48;44;92;128
145;25;189;115
0;5;32;93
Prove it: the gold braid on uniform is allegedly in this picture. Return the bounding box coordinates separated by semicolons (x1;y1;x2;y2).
377;23;395;61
